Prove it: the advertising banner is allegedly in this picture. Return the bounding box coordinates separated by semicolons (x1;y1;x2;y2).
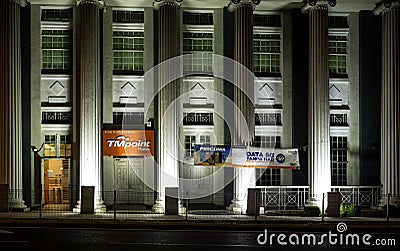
232;147;299;169
194;145;299;169
102;130;154;156
193;145;232;166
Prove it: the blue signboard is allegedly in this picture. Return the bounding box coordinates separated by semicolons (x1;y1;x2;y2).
193;145;232;166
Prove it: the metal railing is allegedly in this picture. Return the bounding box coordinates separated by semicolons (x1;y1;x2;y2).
0;186;385;220
255;113;282;126
183;112;214;126
330;114;348;126
331;186;381;207
258;186;309;210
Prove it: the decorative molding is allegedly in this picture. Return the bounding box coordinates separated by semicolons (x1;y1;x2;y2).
50;81;66;96
373;0;400;15
121;82;136;95
153;0;182;10
302;0;337;13
190;82;206;97
227;0;260;12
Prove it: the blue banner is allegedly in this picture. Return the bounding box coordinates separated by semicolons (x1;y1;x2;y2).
193;145;232;166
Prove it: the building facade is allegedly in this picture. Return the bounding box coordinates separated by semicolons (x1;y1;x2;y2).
0;0;399;213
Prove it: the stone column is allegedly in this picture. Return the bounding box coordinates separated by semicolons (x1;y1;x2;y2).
0;0;28;211
302;0;336;206
76;0;105;212
153;0;180;213
374;1;400;205
227;0;258;214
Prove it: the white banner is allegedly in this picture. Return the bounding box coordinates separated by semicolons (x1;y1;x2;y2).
232;147;299;169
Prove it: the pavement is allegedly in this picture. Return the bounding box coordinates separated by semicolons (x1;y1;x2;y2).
1;210;400;230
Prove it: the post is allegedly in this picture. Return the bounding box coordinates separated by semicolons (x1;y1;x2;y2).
39;184;42;219
185;199;188;221
114;189;117;220
255;190;258;222
321;193;325;222
386;192;390;222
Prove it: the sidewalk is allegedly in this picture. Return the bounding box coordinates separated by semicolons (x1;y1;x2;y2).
1;210;400;223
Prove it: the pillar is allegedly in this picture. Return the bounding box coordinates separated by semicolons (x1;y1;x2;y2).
153;0;180;213
374;1;400;205
302;0;336;206
227;0;258;214
0;0;28;211
75;0;105;212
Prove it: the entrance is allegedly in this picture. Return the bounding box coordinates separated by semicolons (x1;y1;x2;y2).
114;158;145;206
43;159;70;205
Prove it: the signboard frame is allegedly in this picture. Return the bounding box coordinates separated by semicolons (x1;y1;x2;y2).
102;129;154;157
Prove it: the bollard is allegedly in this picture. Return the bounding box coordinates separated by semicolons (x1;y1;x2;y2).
114;190;117;220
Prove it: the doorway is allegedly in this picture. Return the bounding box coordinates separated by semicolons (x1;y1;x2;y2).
114;158;145;206
43;159;70;205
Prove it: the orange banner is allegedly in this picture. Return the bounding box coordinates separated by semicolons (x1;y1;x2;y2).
102;130;154;156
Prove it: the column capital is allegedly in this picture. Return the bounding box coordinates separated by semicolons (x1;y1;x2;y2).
76;0;104;8
302;0;337;13
11;0;27;7
153;0;182;10
227;0;260;12
373;1;400;15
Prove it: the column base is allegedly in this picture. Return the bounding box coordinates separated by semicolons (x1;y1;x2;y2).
10;198;29;212
152;197;165;213
227;198;245;214
379;196;400;208
306;195;325;210
178;200;186;215
95;199;106;213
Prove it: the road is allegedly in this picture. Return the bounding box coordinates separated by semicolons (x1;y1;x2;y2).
0;225;399;250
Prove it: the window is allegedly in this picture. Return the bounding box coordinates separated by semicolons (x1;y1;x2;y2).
185;135;196;157
113;31;144;72
254;136;281;148
255;136;281;186
183;32;213;73
41;30;72;71
257;169;280;186
329;35;347;76
44;135;57;157
200;135;211;145
185;134;211;157
331;136;348;186
328;16;348;28
253;34;281;74
59;135;71;157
